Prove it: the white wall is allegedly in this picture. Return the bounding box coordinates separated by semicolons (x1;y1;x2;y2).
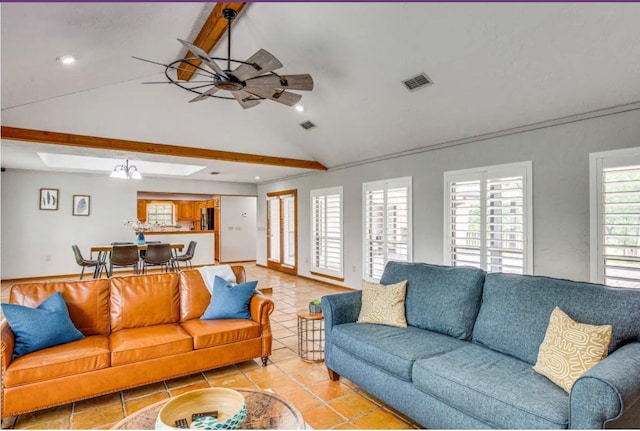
0;171;256;279
257;108;640;289
219;195;257;262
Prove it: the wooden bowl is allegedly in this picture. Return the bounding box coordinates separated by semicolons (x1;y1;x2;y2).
155;388;246;430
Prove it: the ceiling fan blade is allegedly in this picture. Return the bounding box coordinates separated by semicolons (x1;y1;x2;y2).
232;90;261;110
177;38;225;76
188;86;221;103
245;74;314;91
142;80;214;84
231;49;283;81
244;86;302;107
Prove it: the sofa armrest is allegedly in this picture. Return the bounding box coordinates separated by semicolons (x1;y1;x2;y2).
321;291;362;335
569;342;640;429
1;320;15;372
249;294;274;358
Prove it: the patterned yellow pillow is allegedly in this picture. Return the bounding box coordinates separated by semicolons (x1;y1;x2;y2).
357;279;407;328
533;307;612;392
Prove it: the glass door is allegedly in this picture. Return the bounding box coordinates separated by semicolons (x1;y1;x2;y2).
267;190;297;274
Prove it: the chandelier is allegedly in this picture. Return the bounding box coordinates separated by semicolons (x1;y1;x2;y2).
110;160;142;180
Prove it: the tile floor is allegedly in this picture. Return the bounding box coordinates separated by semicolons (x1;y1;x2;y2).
1;264;423;430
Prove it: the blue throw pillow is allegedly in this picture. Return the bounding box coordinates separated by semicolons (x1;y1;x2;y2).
201;276;257;320
1;292;85;360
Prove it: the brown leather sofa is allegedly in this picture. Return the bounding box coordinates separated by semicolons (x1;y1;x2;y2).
1;266;274;418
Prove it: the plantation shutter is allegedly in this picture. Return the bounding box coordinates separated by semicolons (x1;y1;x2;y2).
601;165;640;287
311;187;343;278
282;194;296;267
363;177;412;281
446;162;531;274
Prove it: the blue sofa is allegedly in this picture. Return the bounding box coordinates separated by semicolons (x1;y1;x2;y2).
321;262;640;429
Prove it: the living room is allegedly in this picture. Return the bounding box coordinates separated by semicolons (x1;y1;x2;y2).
2;2;640;430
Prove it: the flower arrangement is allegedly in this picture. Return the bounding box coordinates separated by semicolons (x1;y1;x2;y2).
122;219;160;234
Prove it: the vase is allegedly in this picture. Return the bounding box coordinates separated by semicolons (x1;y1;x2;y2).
137;232;146;245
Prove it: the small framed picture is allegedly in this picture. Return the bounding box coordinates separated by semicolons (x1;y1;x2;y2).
39;188;59;210
73;195;90;216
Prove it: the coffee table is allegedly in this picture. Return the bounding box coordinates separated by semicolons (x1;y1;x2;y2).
112;388;304;429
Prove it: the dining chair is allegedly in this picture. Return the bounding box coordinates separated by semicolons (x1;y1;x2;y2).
141;243;174;273
72;245;105;279
109;244;140;277
172;241;197;270
139;241;161;259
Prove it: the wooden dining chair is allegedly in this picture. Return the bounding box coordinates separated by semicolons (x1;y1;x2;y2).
109;244;140;277
141;243;173;273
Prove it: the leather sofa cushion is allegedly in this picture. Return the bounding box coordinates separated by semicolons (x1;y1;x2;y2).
473;272;640;365
181;319;261;349
332;323;465;381
179;268;248;321
379;262;485;340
412;343;568;429
110;324;192;366
110;273;180;331
3;336;110;386
8;279;110;336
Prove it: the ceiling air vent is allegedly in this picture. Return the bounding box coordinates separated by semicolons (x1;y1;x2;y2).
300;121;316;130
402;73;433;92
209;171;220;175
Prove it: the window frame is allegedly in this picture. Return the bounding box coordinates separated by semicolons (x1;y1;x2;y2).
146;202;175;225
310;186;344;280
444;161;533;274
362;176;413;282
589;147;640;286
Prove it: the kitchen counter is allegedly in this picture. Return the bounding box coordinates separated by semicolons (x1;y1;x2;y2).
143;232;215;265
146;230;216;235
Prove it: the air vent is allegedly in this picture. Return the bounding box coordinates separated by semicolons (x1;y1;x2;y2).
402;73;433;92
300;121;316;130
209;171;220;175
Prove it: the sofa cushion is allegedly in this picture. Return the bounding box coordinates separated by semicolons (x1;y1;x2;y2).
379;261;485;339
533;307;612;392
2;292;85;359
181;319;261;349
8;279;110;336
413;344;568;429
3;335;110;387
201;276;257;320
473;272;640;365
332;323;466;381
110;273;180;331
357;279;407;328
110;324;192;366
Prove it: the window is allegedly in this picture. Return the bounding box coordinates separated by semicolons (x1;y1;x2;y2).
590;147;640;288
363;177;412;281
147;203;174;225
310;187;343;279
445;162;532;274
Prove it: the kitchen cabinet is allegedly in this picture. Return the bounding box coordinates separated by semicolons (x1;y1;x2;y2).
193;201;207;230
177;201;194;221
137;200;148;222
206;197;219;208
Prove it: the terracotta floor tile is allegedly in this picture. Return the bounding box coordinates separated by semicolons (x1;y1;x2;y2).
351;408;413;430
73;392;121;412
279;388;324;412
165;373;207;389
169;381;211;397
309;380;353;401
124;392;169;416
255;374;302;394
14;404;72;430
268;347;298;363
122;382;167;401
328;392;377;419
331;422;358;429
303;405;347;430
290;365;331;386
207;372;257;389
243;364;286;383
71;402;124;429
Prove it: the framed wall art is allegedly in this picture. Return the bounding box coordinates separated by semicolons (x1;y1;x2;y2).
39;188;59;210
73;195;90;216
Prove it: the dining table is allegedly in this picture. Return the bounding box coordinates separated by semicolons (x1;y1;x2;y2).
90;243;185;278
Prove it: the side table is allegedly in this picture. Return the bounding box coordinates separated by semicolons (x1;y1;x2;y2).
297;311;324;363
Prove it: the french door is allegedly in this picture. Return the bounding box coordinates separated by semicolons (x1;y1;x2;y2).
267;190;297;274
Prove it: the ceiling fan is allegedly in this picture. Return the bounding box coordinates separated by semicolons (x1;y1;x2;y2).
133;8;313;110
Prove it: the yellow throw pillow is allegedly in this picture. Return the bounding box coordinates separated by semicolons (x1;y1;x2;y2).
533;307;612;392
357;279;408;328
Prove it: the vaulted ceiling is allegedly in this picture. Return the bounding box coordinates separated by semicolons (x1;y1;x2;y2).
2;3;640;183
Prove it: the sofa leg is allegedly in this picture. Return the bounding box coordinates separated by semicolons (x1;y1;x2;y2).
261;356;269;367
327;367;340;381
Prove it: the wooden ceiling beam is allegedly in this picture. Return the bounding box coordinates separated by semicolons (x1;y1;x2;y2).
0;126;327;171
177;2;247;82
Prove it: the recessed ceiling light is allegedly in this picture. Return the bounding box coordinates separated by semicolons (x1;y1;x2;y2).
254;176;261;180
57;55;76;65
295;105;304;113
